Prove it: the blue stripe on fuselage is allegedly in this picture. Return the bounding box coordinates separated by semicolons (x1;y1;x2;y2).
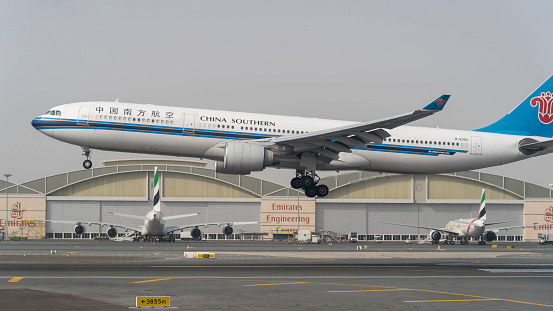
32;118;465;156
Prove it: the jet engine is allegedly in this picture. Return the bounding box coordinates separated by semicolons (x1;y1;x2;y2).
483;231;497;242
107;227;118;238
191;228;202;240
74;224;86;235
216;141;278;175
222;225;233;236
429;230;441;242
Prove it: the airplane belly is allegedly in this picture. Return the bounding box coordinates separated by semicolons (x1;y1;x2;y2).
58;128;220;158
142;220;167;236
353;148;524;174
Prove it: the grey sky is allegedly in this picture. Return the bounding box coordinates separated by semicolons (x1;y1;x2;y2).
2;1;553;187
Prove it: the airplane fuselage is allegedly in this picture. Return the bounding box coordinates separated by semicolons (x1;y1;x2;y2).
141;210;167;237
32;101;544;174
445;218;485;238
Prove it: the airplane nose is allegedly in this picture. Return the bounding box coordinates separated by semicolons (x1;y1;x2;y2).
31;117;40;129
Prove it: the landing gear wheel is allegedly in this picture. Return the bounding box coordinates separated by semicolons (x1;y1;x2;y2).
301;176;314;188
83;159;92;169
315;184;329;197
291;177;302;189
304;187;317;198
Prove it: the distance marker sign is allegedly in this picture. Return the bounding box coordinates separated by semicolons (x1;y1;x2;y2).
136;296;170;307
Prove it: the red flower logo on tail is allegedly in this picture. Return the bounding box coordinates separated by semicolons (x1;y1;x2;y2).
531;92;553;124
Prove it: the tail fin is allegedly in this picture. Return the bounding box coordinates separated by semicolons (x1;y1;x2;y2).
477;189;486;221
153;166;161;212
476;75;553;137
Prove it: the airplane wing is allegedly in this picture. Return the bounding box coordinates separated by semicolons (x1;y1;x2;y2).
109;212;199;220
166;221;267;234
41;219;142;233
484;220;514;226
489;223;547;232
380;221;457;235
255;95;450;163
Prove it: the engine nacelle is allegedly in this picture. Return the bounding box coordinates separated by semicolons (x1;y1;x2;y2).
107;227;118;238
216;141;277;175
222;226;233;236
483;231;497;242
429;230;441;242
191;228;202;240
74;224;86;235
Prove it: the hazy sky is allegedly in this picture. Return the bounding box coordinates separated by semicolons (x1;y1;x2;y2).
2;1;553;188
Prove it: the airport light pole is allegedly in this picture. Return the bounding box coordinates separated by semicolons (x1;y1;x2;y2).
4;173;12;241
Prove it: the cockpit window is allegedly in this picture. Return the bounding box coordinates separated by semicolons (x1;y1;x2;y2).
45;110;61;116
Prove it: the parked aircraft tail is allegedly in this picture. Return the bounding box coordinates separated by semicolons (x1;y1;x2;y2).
476;75;553;137
477;189;486;221
153;166;161;212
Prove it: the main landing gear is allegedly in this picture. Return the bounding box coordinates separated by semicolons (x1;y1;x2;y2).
82;147;92;169
290;170;329;198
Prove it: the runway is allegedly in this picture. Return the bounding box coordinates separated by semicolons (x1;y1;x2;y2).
1;239;553;310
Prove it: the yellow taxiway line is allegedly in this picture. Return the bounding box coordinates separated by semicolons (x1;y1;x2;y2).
133;278;173;284
243;282;309;287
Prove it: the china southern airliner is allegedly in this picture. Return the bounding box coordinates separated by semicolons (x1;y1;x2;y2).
32;75;553;197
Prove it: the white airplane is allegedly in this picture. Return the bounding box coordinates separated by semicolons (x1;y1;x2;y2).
32;75;553;197
44;167;263;242
383;189;533;245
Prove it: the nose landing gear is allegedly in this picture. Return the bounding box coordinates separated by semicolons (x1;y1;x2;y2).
290;170;329;198
82;147;92;169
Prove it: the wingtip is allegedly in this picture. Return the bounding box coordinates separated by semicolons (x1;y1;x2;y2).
422;94;450;111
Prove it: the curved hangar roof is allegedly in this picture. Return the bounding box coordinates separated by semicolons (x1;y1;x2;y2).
2;159;551;201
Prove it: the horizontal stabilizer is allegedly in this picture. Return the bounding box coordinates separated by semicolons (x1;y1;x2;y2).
519;138;553;154
109;212;147;220
164;213;199;220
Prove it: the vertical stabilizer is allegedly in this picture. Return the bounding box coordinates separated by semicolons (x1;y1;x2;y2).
476;75;553;137
478;189;486;221
153;167;161;212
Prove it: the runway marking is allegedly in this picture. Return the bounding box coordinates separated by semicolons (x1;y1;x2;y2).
329;288;412;293
133;278;173;284
405;298;501;303
8;277;23;283
327;282;553;307
244;282;309;287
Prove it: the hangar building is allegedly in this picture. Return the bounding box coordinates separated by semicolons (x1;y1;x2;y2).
1;159;552;242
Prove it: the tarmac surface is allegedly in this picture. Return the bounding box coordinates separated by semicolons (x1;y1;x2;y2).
1;239;553;310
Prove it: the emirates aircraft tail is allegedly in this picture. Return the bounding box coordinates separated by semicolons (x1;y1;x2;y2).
477;188;486;221
153;166;161;212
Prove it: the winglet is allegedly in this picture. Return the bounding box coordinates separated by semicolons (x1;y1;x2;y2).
422;95;450;111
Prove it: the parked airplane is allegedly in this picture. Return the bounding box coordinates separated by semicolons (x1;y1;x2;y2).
32;75;553;197
383;189;531;245
44;167;263;242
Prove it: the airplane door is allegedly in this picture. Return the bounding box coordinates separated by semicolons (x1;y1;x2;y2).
471;136;482;155
77;106;91;125
183;114;195;133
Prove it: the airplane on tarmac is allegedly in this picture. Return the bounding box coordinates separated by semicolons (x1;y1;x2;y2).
383;189;533;245
44;167;263;242
32;75;553;198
